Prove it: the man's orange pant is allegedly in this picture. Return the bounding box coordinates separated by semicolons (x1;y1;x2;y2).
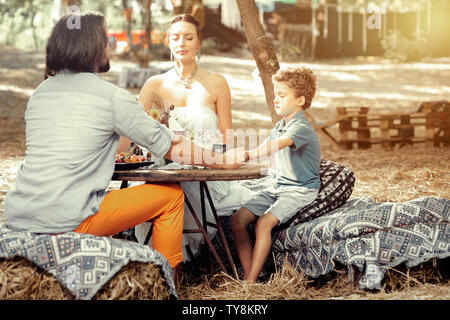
74;182;184;268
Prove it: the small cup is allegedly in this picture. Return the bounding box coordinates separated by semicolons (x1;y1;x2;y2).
212;143;227;153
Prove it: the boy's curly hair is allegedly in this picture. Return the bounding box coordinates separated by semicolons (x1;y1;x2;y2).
272;67;317;109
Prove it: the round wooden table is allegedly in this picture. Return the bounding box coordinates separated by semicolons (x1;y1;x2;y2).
112;163;269;182
112;163;269;278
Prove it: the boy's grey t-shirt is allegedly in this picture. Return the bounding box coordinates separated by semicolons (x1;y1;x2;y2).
269;110;321;190
4;71;174;233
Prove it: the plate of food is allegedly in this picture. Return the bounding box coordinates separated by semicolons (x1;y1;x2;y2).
115;152;154;171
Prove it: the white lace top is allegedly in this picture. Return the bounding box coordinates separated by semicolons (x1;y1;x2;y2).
170;105;223;148
170;105;231;201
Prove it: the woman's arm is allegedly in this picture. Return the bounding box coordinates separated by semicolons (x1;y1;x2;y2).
164;135;245;170
116;77;162;154
214;74;233;144
138;76;164;111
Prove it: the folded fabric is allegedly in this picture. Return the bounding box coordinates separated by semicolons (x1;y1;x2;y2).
272;196;450;289
0;223;177;299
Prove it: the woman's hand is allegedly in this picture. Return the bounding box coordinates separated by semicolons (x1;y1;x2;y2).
219;148;246;170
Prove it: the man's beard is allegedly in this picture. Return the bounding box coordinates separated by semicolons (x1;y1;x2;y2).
98;60;110;73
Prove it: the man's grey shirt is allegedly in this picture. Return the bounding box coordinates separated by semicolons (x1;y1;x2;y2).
4;71;174;233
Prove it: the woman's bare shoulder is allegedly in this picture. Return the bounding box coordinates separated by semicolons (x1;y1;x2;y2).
139;73;170;107
201;68;229;88
142;73;165;89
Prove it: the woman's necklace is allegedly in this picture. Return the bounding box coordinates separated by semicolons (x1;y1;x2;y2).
174;64;198;89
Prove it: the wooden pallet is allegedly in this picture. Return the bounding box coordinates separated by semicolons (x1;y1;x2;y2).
336;101;450;149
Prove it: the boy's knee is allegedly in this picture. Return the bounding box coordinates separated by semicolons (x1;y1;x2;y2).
231;208;249;229
255;214;278;234
230;212;241;228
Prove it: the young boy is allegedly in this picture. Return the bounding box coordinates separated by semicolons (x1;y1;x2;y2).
231;67;321;283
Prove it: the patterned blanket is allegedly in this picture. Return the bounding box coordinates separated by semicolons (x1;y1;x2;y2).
0;223;177;299
272;196;449;289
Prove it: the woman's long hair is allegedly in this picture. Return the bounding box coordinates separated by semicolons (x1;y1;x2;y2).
45;12;109;79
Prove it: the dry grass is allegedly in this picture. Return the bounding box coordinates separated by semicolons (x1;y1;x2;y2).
321;145;450;202
179;256;312;300
0;257;74;299
179;256;449;300
0;257;171;300
93;260;171;300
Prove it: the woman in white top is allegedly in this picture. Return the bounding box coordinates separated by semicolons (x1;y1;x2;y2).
117;14;256;262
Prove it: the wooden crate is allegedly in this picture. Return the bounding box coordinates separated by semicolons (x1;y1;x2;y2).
336;101;449;149
337;106;371;150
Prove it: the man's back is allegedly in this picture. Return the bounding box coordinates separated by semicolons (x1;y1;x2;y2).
5;71;121;233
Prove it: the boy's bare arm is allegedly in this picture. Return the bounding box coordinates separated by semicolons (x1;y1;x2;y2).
247;137;294;161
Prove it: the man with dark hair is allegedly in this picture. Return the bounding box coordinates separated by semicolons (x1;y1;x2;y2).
4;12;244;279
45;13;111;77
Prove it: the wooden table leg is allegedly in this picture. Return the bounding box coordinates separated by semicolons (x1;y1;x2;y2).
201;181;239;279
183;194;228;274
117;179;237;277
200;182;207;234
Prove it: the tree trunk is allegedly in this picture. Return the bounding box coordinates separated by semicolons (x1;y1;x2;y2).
29;9;39;49
97;0;106;15
122;0;135;55
235;0;281;125
136;0;153;67
63;0;82;7
139;0;153;51
170;0;185;15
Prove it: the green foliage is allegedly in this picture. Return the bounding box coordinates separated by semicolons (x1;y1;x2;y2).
200;37;229;54
381;30;430;62
0;0;162;50
151;43;170;61
0;0;53;49
279;43;301;56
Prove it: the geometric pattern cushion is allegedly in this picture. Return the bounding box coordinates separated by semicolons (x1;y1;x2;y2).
0;224;177;299
271;196;449;288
